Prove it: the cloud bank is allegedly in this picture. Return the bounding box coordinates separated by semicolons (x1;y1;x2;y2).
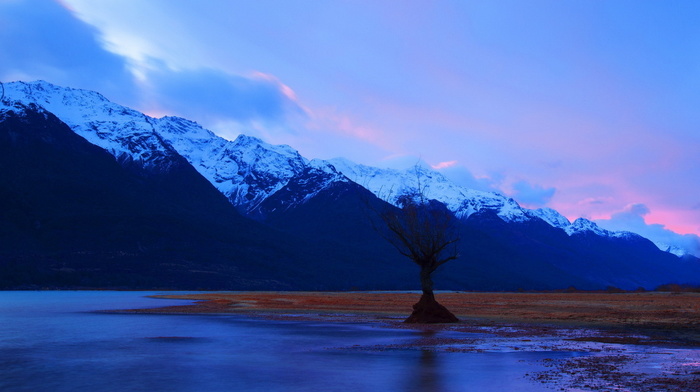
596;204;700;257
0;0;303;137
141;66;306;128
0;0;136;102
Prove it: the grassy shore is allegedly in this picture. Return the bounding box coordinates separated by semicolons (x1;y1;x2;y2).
132;291;700;331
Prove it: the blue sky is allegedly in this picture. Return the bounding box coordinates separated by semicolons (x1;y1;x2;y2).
2;0;699;255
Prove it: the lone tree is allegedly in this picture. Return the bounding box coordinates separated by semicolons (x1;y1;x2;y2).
374;171;460;323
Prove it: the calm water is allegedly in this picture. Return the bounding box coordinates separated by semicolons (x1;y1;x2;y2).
0;291;573;391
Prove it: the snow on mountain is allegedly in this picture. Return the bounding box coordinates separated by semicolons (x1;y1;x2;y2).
563;218;643;242
528;208;572;228
3;81;316;213
653;242;688;257
3;81;181;170
0;80;575;227
327;156;684;253
326;158;533;222
565;218;611;236
325;158;660;245
154;116;311;212
4;80;680;254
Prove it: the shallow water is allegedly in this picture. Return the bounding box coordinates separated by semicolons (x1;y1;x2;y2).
0;291;610;391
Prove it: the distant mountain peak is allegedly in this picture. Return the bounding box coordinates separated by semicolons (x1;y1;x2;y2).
529;208;572;228
327;157;532;222
231;134;304;162
566;218;609;236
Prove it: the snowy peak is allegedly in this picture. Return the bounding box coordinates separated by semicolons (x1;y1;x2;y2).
3;80;181;170
230;134;307;171
213;134;310;212
3;80;112;109
157;116;218;142
3;81;339;214
327;158;530;222
529;208;572;228
155;124;317;214
566;218;643;240
565;218;610;236
157;129;311;212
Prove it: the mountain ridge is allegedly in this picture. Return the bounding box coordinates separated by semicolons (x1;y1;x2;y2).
2;80;699;291
1;80;668;254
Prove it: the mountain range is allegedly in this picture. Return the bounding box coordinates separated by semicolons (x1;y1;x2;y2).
1;80;698;290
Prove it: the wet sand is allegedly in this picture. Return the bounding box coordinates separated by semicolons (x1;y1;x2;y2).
123;291;700;391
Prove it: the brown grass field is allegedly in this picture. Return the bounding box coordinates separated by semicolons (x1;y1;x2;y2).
132;291;700;331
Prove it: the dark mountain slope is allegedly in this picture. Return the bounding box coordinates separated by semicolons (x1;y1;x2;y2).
257;167;700;291
434;211;700;291
432;211;593;291
0;104;317;289
260;171;418;290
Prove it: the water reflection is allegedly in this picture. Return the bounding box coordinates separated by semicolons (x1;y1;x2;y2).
0;292;579;392
414;349;444;392
402;330;445;392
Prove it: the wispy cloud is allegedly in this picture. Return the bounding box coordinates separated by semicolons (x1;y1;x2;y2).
140;65;306;128
508;180;556;208
1;0;307;140
434;163;501;194
431;160;458;170
304;106;396;154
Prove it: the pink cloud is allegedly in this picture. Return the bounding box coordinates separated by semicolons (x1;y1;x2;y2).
550;183;700;238
249;71;300;103
304;106;398;153
594;203;700;257
645;209;700;236
431;160;458;169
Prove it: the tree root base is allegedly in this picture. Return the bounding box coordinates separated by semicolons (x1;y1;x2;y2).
404;293;459;324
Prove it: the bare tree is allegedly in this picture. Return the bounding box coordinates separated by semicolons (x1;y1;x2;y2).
373;167;460;323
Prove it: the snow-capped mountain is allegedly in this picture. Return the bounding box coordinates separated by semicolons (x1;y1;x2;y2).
561;217;638;239
528;208;571;228
653;243;688;258
2;81;184;170
3;81;317;214
0;81;677;254
564;217;610;236
326;157;531;222
155;116;311;213
256;161;351;217
325;158;637;239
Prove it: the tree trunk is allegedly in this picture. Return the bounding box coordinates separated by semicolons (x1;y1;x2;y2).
420;268;434;299
404;266;459;324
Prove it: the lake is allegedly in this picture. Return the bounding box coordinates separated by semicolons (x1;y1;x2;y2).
1;291;691;391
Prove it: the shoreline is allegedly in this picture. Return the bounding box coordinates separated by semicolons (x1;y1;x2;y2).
117;291;700;391
121;291;700;343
